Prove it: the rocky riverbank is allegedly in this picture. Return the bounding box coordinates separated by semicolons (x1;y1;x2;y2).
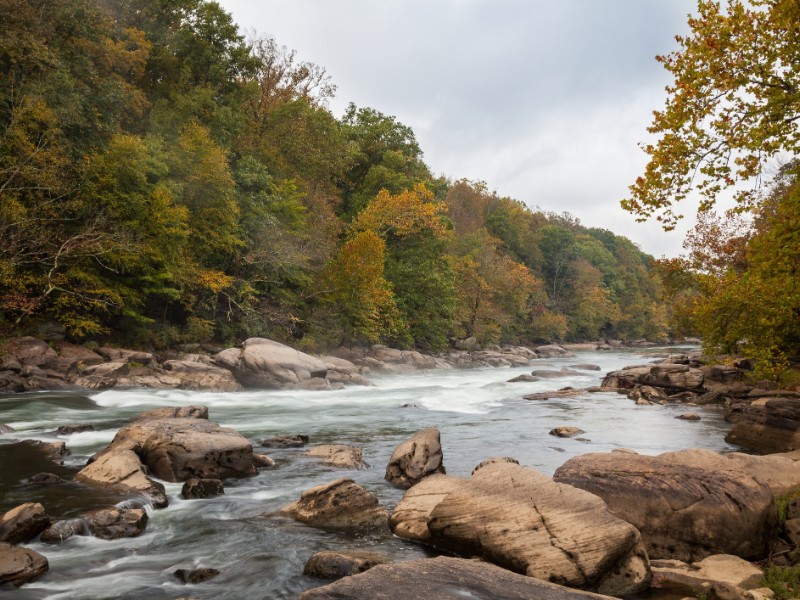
0;335;594;395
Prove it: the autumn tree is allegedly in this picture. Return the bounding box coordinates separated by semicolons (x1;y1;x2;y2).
624;0;800;229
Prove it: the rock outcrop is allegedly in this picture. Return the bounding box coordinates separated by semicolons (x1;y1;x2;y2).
553;451;778;561
726;397;800;454
299;556;619;600
389;461;650;595
280;478;389;531
384;428;445;488
214;338;328;388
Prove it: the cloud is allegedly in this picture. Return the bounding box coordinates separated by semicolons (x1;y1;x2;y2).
220;0;698;256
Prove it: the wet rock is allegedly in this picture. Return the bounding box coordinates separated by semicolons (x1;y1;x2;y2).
385;428;445;489
132;405;209;421
506;374;540;383
303;551;389;579
676;413;701;421
726;398;800;454
56;424;95;435
174;567;220;584
21;440;69;465
304;445;368;470
531;368;585;378
156;359;243;392
261;434;309;448
651;554;763;596
319;355;374;386
390;462;651;595
26;473;65;485
252;454;275;468
553;451;778;561
0;503;49;544
214;338;328;389
628;385;669;403
299;556;619;600
99;417;256;482
0;543;48;587
280;478;389;531
569;364;602;371
0;424;14;434
523;387;587;401
181;478;224;499
40;519;83;543
85;507;148;539
76;448;169;508
549;426;585;437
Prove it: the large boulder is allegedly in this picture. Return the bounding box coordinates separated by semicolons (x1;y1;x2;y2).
98;417;257;482
0;503;49;544
279;478;389;531
127;359;243;392
0;543;48;587
389;461;650;596
76;448;168;508
602;364;704;390
385;428;445;488
726;398;800;454
553;451;778;561
299;556;619;600
535;344;575;358
213;338;328;389
0;337;57;369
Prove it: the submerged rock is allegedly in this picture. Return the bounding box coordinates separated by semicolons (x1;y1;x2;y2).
385;428;445;488
299;556;619;600
174;567;220;584
261;434;309;448
549;426;585;437
181;478;224;499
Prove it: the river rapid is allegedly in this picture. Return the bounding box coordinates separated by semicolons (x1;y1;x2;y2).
1;347;738;600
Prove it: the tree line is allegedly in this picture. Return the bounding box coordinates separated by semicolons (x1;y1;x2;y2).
0;0;667;350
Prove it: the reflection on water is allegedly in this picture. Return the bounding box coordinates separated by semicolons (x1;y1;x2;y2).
0;348;737;599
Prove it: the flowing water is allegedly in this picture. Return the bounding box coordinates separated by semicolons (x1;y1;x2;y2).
0;348;738;599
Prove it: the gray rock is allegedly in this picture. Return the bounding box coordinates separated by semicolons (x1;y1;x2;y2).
507;374;540;383
304;445;368;470
174;567;220;584
214;338;328;389
85;507;148;540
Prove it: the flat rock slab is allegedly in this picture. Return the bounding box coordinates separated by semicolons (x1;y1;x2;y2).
0;543;49;587
101;417;256;482
385;428;445;488
390;461;650;596
280;478;389;531
553;451;778;561
299;556;618;600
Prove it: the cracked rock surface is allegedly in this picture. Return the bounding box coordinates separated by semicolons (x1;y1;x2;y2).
389;460;650;596
553;451;778;562
384;428;445;488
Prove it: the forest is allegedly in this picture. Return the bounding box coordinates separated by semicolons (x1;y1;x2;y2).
0;0;669;352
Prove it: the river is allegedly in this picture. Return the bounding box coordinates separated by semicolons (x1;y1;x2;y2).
0;347;737;599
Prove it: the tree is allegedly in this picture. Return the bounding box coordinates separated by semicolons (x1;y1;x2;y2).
624;0;800;229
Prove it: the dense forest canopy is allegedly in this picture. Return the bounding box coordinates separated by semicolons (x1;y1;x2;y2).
0;0;668;350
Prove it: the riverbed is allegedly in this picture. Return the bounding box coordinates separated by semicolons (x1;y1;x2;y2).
0;347;737;599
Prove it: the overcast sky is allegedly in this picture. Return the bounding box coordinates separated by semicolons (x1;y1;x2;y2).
218;0;699;257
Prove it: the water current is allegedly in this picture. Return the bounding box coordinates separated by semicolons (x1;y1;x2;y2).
0;347;738;599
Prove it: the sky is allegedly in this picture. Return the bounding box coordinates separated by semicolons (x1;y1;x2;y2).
218;0;699;258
